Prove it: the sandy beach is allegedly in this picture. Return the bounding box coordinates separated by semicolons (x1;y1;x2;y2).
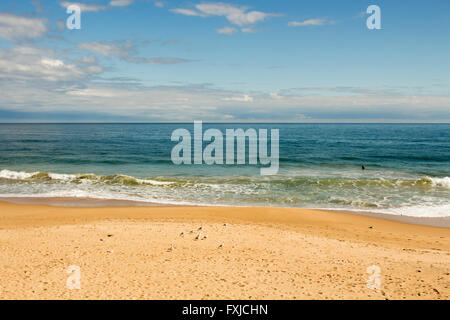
0;200;448;300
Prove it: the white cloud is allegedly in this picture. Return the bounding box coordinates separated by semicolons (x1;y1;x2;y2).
154;1;165;8
171;2;279;26
78;41;192;64
125;57;192;64
60;1;107;12
170;8;204;16
0;46;102;82
241;27;258;33
269;92;283;100
60;1;134;12
109;0;134;7
196;3;268;26
216;27;238;35
67;88;118;98
78;41;133;58
223;94;254;102
41;58;65;68
1;77;450;122
0;13;47;40
288;19;329;27
76;56;98;64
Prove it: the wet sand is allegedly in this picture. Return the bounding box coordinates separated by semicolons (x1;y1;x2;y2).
3;196;449;227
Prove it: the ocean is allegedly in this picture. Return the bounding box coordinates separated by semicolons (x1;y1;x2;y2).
0;123;449;217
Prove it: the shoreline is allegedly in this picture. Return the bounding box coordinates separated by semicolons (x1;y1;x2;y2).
1;196;449;228
0;201;449;299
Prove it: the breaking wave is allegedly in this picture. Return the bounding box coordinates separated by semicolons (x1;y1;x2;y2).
0;169;449;217
0;169;174;186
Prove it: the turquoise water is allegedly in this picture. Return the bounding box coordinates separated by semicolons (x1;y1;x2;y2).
0;123;449;217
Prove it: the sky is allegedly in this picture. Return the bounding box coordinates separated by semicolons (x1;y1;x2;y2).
0;0;449;122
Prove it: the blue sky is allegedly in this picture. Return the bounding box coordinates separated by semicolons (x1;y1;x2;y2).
0;0;449;122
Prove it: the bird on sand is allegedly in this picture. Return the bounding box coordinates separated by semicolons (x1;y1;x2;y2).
195;233;201;240
203;234;208;240
218;243;224;248
168;244;174;252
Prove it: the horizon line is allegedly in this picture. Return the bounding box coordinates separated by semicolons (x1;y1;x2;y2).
1;122;450;124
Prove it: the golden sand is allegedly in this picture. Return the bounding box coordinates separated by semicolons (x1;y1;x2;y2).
0;201;448;300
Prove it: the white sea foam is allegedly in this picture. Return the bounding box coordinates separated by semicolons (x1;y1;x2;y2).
324;204;450;218
428;177;450;189
0;190;202;206
135;178;173;186
48;173;78;181
0;169;37;180
376;204;450;218
1;187;449;217
0;169;175;185
1;169;449;217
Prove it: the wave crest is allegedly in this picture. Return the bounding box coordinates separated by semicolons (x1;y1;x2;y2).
0;169;173;186
1;169;449;189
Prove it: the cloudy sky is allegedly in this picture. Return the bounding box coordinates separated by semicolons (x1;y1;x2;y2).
0;0;449;122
